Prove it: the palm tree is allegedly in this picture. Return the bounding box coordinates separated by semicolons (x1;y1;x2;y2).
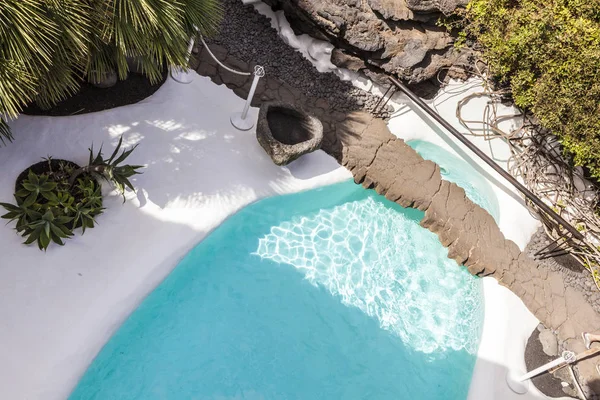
0;0;222;144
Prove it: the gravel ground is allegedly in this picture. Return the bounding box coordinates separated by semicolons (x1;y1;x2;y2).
525;326;577;398
205;0;394;118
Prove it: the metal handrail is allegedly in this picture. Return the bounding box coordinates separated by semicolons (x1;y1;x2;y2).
387;76;584;241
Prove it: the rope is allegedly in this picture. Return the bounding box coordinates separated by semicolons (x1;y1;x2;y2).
568;365;587;400
198;35;251;76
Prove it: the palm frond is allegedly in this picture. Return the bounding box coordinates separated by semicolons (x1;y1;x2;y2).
0;118;14;146
181;0;223;37
0;0;223;141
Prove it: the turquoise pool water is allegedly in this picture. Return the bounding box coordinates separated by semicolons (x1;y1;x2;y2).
407;140;500;221
70;181;484;400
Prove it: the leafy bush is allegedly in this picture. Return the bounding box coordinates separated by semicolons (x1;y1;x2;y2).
0;0;222;143
0;138;142;250
464;0;600;179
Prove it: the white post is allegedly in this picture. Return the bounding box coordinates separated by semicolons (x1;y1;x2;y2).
505;350;575;395
231;65;265;131
171;33;197;84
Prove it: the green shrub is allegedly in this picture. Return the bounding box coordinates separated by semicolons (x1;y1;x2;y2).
464;0;600;179
0;137;142;250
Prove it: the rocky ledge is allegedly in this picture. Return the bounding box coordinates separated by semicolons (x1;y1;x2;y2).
263;0;473;95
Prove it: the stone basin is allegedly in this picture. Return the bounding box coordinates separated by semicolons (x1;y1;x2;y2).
256;101;323;166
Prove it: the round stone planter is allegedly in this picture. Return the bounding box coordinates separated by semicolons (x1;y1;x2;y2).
256;101;323;166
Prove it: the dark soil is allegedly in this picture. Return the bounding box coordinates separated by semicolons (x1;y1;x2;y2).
268;107;314;145
21;69;168;117
16;159;82;192
525;328;575;398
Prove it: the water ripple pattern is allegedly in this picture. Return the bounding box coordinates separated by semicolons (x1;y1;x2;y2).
257;196;483;356
69;181;483;400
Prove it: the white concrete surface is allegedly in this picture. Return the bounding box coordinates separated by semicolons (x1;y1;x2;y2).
0;73;351;400
471;278;573;400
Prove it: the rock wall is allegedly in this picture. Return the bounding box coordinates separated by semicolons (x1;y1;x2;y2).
262;0;473;95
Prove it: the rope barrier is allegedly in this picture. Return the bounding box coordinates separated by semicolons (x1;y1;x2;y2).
568;365;587;400
198;35;251;76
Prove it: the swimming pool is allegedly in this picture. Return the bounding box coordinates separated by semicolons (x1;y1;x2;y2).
69;181;484;400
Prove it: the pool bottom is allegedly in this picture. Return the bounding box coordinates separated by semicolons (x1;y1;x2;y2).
69;180;483;400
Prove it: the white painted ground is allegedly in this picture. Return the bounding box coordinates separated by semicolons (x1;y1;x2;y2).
250;2;569;399
0;4;567;399
0;74;351;400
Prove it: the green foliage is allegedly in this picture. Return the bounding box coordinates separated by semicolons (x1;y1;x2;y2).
0;166;103;251
70;136;144;201
0;137;142;250
0;0;222;143
464;0;600;179
72;178;103;233
18;171;57;206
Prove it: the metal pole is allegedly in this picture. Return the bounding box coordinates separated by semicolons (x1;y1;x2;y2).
231;65;265;131
518;351;574;382
241;74;260;119
388;76;584;241
171;34;196;84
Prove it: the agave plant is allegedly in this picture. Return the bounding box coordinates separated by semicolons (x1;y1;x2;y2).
1;162;105;251
0;170;78;251
69;136;144;201
23;209;74;250
17;170;58;206
0;195;34;234
0;0;222;143
1;136;142;250
71;178;104;233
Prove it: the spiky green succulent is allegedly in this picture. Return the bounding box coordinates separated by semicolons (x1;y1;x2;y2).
70;136;144;201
